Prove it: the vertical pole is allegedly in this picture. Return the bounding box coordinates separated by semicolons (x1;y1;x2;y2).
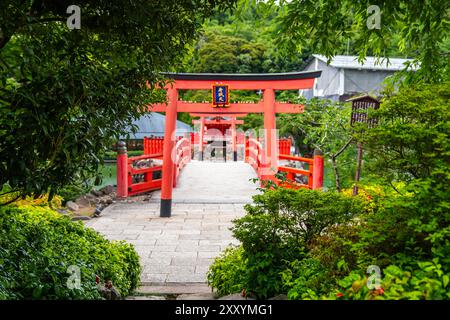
160;88;178;217
231;118;237;161
244;134;249;163
262;88;277;181
353;141;363;195
312;149;324;190
199;116;204;161
116;141;128;198
143;137;147;155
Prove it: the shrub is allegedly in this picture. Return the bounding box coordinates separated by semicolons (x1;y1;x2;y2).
224;188;366;298
58;182;92;204
0;205;141;299
312;259;450;300
0;187;63;207
281;257;330;300
207;246;247;297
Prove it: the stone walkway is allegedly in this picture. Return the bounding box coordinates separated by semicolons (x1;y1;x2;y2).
85;161;258;291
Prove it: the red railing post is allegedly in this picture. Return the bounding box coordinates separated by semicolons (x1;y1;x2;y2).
244;135;249;162
116;141;128;198
312;149;324;190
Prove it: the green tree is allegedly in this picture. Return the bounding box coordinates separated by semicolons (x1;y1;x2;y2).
269;0;449;82
278;98;356;191
0;0;236;201
361;80;450;187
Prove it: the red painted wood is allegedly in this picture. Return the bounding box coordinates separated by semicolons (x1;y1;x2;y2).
279;154;314;164
231;118;237;153
190;112;248;117
199;116;205;152
192;119;244;125
313;153;324;190
261;89;277;182
278;166;311;177
150;102;305;114
116;153;128;198
161;88;178;201
168;78;315;90
278;138;292;156
172;137;191;187
274;102;304;113
143;137;164;155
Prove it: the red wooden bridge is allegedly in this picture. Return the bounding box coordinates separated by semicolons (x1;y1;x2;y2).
116;71;324;217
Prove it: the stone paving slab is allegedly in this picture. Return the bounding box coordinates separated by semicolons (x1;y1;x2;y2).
85;161;258;288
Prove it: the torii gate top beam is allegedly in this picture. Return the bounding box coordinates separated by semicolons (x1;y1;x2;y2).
190;112;248;118
161;71;321;90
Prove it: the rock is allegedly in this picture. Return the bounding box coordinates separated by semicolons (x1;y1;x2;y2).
176;293;217;300
66;201;79;212
84;193;98;202
91;189;103;197
71;215;91;221
93;205;103;217
56;208;70;215
268;294;288;300
74;196;92;207
99;195;113;205
99;185;115;195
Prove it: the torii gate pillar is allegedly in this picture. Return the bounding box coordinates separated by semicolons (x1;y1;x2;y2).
231;118;237;161
160;88;178;217
199;116;205;161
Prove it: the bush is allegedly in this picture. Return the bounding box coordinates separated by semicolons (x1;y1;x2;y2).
281;257;331;300
103;150;143;160
310;259;450;300
207;246;247;297
58;182;92;204
0;205;141;299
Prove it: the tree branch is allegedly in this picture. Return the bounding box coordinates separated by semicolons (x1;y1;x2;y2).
334;137;353;159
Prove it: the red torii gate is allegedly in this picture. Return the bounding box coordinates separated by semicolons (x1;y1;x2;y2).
150;71;321;217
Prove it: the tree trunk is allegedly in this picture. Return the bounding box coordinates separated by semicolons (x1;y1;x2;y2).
331;155;342;192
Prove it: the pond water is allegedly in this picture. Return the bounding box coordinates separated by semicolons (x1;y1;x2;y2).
97;163;117;189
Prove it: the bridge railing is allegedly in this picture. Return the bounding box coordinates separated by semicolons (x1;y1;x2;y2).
117;141;163;198
278;138;292;156
173;137;192;188
277;154;314;189
276;151;323;190
244;136;324;189
117;137;192;198
246;138;264;177
143;136;164;156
